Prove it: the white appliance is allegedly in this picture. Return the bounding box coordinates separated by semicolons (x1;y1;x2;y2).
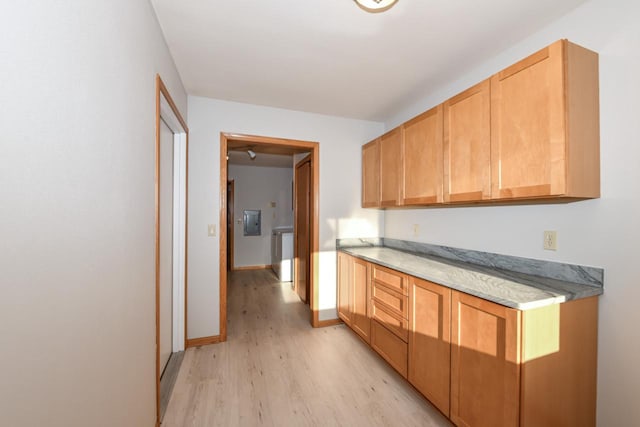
271;226;293;282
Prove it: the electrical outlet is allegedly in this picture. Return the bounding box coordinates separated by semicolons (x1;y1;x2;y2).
412;224;420;237
543;230;557;251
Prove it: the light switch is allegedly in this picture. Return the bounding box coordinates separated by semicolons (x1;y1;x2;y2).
208;224;216;237
270;201;276;208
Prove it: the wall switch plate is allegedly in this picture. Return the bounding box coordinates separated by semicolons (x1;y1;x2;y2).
543;230;557;251
208;224;216;237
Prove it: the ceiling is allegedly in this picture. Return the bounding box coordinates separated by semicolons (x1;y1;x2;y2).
151;0;587;122
227;151;293;168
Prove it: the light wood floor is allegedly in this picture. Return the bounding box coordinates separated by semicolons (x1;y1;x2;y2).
162;269;452;427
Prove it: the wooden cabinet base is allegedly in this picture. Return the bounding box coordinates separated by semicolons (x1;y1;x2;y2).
370;320;408;378
338;254;598;427
451;291;598;427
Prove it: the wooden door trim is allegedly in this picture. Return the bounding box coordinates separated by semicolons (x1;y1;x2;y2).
155;75;189;427
219;133;320;343
294;156;312;304
227;179;234;271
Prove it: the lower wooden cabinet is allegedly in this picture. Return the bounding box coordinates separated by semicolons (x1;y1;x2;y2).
351;257;370;342
450;290;598;427
450;291;520;427
337;252;370;343
408;278;451;417
338;253;598;427
337;251;352;326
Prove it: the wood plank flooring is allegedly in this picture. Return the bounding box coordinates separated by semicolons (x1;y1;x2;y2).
162;269;452;427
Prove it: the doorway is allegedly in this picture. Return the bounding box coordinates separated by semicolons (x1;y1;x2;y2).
219;133;320;341
155;75;188;424
294;156;311;304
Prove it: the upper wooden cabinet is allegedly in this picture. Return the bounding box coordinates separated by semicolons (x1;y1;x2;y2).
379;127;403;207
361;138;380;208
361;39;599;208
402;105;444;205
490;39;600;200
444;80;491;203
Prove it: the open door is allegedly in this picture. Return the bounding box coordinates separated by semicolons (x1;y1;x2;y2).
294;157;311;304
227;180;234;271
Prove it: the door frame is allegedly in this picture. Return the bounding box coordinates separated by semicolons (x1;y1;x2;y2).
294;156;312;303
227;179;235;271
155;75;189;426
219;133;320;341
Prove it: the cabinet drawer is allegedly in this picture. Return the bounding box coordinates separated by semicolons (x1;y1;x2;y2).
371;319;408;378
372;264;408;296
372;300;408;342
372;282;408;319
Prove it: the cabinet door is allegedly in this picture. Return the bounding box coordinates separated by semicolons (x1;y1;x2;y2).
408;278;451;417
337;252;352;326
491;40;566;199
379;127;402;206
402;105;443;205
450;291;521;427
351;258;370;343
443;79;491;202
362;139;380;208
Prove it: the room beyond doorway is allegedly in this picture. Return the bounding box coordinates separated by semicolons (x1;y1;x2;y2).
219;133;320;341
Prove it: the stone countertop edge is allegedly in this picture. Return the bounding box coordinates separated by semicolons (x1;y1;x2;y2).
339;246;603;311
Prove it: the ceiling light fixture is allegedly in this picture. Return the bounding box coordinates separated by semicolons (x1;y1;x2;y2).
354;0;398;13
247;149;257;160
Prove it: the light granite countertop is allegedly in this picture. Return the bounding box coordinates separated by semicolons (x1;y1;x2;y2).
340;246;603;310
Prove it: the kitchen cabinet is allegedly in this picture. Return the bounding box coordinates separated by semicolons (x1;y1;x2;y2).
443;80;491;203
402;105;444;205
450;290;598;427
490;39;600;200
370;264;408;377
337;252;370;343
450;291;520;427
379;127;403;207
361;39;599;208
337;251;352;326
338;251;598;427
361;138;380;208
351;257;370;342
408;278;451;417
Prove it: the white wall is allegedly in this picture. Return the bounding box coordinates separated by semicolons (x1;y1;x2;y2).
382;0;640;424
229;164;293;267
187;96;384;338
0;1;187;426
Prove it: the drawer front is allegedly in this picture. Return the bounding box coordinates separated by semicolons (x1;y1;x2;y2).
372;300;408;342
372;283;408;319
371;319;408;378
372;264;407;296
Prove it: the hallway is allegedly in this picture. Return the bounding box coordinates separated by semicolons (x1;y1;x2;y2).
162;269;451;426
